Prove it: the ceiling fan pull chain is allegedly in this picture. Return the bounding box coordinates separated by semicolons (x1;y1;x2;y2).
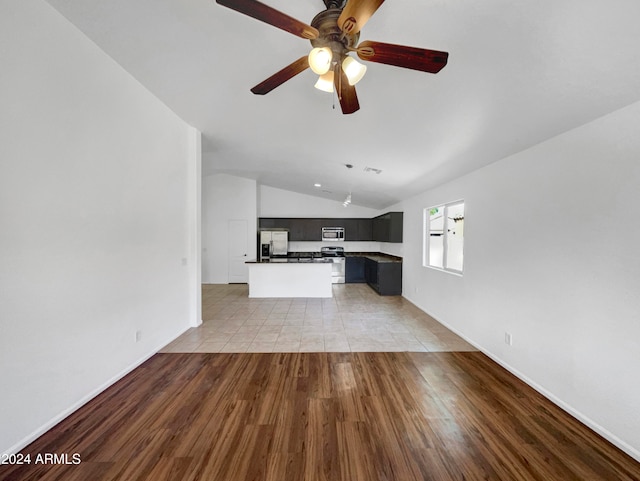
337;62;343;101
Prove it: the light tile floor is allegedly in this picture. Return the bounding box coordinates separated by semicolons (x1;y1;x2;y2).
161;283;477;353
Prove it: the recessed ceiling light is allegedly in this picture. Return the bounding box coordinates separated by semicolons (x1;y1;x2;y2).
314;183;321;187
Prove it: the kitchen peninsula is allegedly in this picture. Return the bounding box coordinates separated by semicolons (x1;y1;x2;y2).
246;259;333;298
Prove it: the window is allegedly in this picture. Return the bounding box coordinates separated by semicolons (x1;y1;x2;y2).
424;201;464;274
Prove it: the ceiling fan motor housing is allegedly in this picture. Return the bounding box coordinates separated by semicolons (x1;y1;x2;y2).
310;9;359;61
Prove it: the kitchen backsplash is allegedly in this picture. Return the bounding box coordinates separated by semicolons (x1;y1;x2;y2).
289;241;383;252
379;242;404;258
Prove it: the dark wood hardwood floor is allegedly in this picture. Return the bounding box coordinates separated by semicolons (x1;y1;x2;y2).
2;352;639;481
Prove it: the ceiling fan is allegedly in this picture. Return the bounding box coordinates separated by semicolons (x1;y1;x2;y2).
215;0;449;114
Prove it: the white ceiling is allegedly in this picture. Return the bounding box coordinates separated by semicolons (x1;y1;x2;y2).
45;0;640;209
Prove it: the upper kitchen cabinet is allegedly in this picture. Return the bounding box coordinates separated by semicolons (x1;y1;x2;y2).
340;218;372;241
297;218;324;241
259;214;401;242
372;212;403;243
259;218;289;231
259;218;323;241
259;218;373;241
357;218;373;241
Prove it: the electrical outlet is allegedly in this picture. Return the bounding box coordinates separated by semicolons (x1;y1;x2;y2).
504;332;512;346
135;330;142;343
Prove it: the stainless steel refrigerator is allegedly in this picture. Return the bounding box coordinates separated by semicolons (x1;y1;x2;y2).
259;230;288;261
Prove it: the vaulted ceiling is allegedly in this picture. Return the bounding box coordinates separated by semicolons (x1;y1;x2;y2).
45;0;640;209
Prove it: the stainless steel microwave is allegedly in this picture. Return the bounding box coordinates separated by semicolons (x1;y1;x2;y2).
322;227;345;241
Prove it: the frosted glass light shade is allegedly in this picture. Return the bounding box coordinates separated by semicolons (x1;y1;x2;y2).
342;56;367;85
308;47;333;75
314;71;334;92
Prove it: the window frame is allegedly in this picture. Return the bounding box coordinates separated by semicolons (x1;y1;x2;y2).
423;200;465;275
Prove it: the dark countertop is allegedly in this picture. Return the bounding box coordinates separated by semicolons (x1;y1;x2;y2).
247;252;402;264
287;251;323;259
246;258;332;264
345;252;403;263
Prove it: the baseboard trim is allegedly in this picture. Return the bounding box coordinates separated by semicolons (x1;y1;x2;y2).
3;326;191;456
402;293;640;464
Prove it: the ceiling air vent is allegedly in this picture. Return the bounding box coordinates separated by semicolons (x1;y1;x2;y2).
364;166;383;174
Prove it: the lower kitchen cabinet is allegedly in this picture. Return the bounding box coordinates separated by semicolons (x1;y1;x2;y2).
352;256;402;295
370;260;402;295
345;256;366;283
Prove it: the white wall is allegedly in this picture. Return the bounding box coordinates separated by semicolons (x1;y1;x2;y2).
187;129;203;326
397;101;640;460
202;174;257;282
0;0;196;454
259;185;381;218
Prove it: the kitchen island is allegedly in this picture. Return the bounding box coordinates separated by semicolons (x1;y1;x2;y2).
246;259;333;298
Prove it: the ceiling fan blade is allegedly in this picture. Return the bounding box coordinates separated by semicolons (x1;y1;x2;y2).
333;63;360;115
216;0;318;39
338;0;385;35
251;56;310;95
357;40;449;73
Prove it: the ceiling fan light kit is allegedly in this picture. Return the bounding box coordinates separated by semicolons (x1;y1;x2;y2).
308;47;333;74
314;71;335;92
216;0;449;114
342;56;367;86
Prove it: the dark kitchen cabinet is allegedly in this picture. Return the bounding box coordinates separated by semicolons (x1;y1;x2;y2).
259;218;284;230
259;218;321;241
288;218;323;241
364;258;378;288
345;256;367;283
371;217;384;241
372;212;403;243
341;218;372;241
340;218;357;240
259;217;375;241
356;218;373;241
364;257;402;295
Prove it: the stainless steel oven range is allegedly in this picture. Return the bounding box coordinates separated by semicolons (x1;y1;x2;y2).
321;246;345;284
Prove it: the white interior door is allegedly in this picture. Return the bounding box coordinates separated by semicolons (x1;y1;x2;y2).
228;219;248;283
